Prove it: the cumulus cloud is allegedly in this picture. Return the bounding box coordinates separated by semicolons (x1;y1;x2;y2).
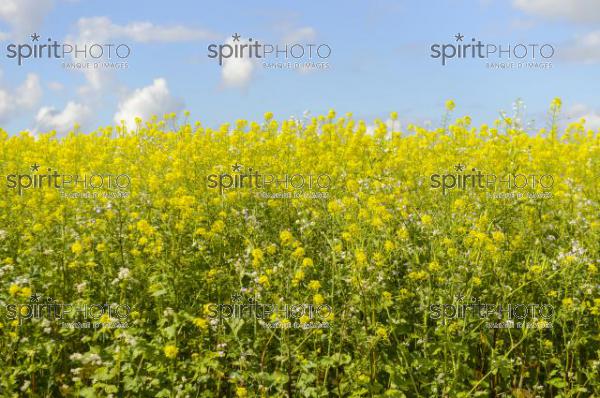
282;27;317;43
47;81;64;91
221;37;254;88
18;74;43;108
559;31;600;63
218;28;319;88
68;17;216;96
565;103;600;129
35;101;92;132
114;78;183;126
74;16;217;43
366;118;401;135
0;0;54;38
0;73;42;122
513;0;600;23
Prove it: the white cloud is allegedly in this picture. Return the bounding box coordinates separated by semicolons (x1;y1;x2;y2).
366;118;401;135
35;101;92;132
68;17;216;96
74;16;216;43
565;103;600;129
282;27;317;43
114;78;183;126
0;73;42;122
509;17;537;30
18;74;43;108
513;0;600;23
221;37;254;88
48;81;64;91
560;31;600;63
0;0;53;38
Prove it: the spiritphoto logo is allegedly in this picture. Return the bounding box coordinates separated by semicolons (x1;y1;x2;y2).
206;292;332;330
206;163;331;199
207;33;331;70
4;163;131;198
3;294;130;329
430;163;554;198
5;32;131;69
429;296;554;329
430;33;554;69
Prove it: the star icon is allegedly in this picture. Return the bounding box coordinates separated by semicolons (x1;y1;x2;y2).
29;293;41;302
232;163;242;172
454;293;465;302
31;33;40;42
231;293;243;303
232;33;241;42
30;163;40;172
454;163;465;172
454;33;464;42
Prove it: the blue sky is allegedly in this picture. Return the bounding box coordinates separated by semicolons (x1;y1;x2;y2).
0;0;599;134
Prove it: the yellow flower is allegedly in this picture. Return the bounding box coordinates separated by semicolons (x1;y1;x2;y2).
258;275;269;286
279;230;293;246
294;270;305;281
100;313;111;324
587;264;597;274
163;345;178;359
313;294;325;305
266;244;277;255
531;264;543;274
292;247;305;259
211;220;225;234
396;227;409;240
375;326;388;340
193;318;208;330
302;257;314;267
407;270;428;281
492;231;505;243
308;280;321;290
194;227;207;237
445;99;456;111
421;214;432;226
19;286;32;298
71;241;83;255
562;297;574;308
346;179;360;193
9;284;20;297
428;261;441;272
355;249;367;266
251;248;264;266
136;219;155;235
384;240;395;252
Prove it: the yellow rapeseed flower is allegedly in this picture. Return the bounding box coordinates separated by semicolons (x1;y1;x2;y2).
163;345;178;359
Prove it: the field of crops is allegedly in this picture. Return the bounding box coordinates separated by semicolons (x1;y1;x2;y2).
1;101;599;397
